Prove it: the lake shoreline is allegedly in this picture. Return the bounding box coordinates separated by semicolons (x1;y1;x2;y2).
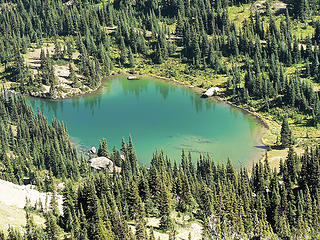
142;74;269;129
127;73;270;168
24;72;269;130
27;72;270;168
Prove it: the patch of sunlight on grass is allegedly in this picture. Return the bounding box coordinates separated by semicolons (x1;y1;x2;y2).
0;202;45;232
229;4;252;30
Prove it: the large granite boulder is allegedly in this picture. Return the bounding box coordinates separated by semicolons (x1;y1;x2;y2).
88;157;121;172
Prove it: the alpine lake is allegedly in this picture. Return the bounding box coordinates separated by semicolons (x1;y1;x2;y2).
28;76;267;168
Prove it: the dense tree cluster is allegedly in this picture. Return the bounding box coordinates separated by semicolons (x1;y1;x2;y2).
1;0;320;122
55;145;320;239
2;132;320;239
0;95;319;239
0;94;88;190
0;0;320;239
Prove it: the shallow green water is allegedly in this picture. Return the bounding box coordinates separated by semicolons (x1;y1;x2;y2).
28;76;266;167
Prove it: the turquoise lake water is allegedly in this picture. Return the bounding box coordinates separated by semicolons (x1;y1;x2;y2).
28;76;266;167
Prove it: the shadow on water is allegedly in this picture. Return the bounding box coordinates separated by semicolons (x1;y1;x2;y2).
254;145;269;150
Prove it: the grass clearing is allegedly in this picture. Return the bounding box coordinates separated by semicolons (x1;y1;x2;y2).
263;146;305;170
0;201;45;232
129;213;203;240
229;3;252;30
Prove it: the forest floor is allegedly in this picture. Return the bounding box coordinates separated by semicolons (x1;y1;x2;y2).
129;212;203;240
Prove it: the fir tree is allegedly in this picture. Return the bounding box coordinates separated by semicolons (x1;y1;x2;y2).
97;138;109;158
281;118;292;148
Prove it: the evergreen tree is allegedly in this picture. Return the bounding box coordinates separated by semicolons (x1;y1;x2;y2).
97;138;109;158
45;212;60;240
127;179;145;220
158;183;172;230
128;47;135;67
281;118;292;148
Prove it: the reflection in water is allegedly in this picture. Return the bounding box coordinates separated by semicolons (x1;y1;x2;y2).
29;77;220;118
120;78;150;98
29;98;59;116
27;76;265;167
71;98;80;110
83;93;102;116
248;119;259;138
155;81;171;100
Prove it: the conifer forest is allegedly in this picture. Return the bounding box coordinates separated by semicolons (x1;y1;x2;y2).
0;0;320;239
